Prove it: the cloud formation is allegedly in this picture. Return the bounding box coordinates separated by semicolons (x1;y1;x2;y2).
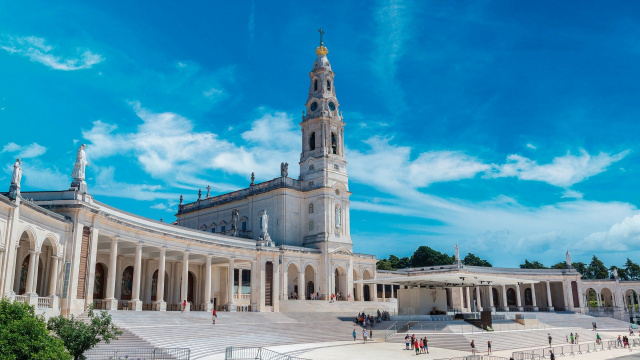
2;142;47;158
1;35;103;70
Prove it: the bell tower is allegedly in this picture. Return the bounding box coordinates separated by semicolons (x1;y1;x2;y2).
299;29;352;251
299;29;348;189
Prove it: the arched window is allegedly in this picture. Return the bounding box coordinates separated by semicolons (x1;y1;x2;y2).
327;80;331;91
314;79;318;91
308;203;314;214
309;132;316;151
506;288;516;306
331;133;337;154
524;288;533;306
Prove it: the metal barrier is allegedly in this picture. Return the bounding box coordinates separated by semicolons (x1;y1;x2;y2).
225;347;309;360
512;341;608;359
434;356;509;360
84;348;190;359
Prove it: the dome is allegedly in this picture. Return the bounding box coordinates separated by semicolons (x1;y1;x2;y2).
312;54;331;71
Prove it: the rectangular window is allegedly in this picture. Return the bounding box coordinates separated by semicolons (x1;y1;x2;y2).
62;261;71;298
308;181;314;186
221;226;226;233
309;221;314;231
211;228;215;233
242;221;247;231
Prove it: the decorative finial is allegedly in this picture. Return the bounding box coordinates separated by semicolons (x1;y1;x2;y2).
250;172;255;186
315;28;328;56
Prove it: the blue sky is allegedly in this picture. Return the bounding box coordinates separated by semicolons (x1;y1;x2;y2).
2;1;640;267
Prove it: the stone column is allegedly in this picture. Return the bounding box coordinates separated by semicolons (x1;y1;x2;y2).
226;258;236;311
273;259;280;311
357;282;364;301
489;287;495;312
298;269;305;300
25;249;41;297
103;238;118;310
237;268;243;301
282;268;288;299
85;227;99;307
546;281;554;311
204;255;212;311
475;286;483;311
48;256;60;296
516;284;523;311
129;243;143;311
531;283;538;311
502;285;508;312
631;292;636;314
465;287;471;311
154;248;167;311
250;260;259;311
382;284;386;301
181;252;190;312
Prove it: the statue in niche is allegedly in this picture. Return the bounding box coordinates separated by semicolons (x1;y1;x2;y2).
231;209;239;236
280;162;288;177
335;205;341;229
71;144;89;181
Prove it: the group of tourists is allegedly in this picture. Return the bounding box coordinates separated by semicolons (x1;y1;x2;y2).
404;334;429;354
355;310;383;326
353;328;374;342
565;332;579;344
617;335;632;348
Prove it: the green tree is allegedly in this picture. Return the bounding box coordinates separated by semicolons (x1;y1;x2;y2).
376;259;394;270
550;261;567;269
0;298;71;359
520;260;548;269
47;307;122;360
587;256;609;279
625;258;640;280
410;246;454;267
609;266;630;280
462;253;492;267
572;262;588;279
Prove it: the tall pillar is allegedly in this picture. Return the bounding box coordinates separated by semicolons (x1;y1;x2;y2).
129;243;143;311
237;268;243;300
250;260;259;311
531;283;538;311
154;248;167;311
465;287;471;311
181;252;190;311
25;249;41;295
516;284;523;311
502;285;508;312
298;269;305;300
475;286;483;311
382;284;386;301
489;287;495;312
204;255;212;311
85;227;99;307
103;238;118;310
596;292;602;308
273;258;280;311
282;268;288;299
48;256;60;296
546;281;554;311
357;282;364;301
226;258;236;311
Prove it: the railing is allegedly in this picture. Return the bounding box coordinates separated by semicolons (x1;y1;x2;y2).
37;296;51;309
84;348;190;359
434;356;510;360
233;294;251;300
512;341;606;359
225;347;308;360
14;295;28;303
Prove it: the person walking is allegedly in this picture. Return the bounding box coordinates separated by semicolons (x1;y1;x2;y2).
548;333;552;347
487;340;492;355
596;333;601;344
575;333;579;344
369;329;373;341
363;329;368;343
415;339;420;355
618;335;623;347
424;337;429;354
471;339;476;355
570;333;574;344
211;308;217;324
182;300;187;313
549;350;556;360
353;329;357;341
405;335;410;350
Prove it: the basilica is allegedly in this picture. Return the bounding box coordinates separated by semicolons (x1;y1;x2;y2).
0;38;638;322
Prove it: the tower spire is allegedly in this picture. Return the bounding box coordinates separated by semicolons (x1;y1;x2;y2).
318;28;324;46
315;28;329;56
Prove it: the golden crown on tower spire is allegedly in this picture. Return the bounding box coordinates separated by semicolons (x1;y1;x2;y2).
315;28;329;56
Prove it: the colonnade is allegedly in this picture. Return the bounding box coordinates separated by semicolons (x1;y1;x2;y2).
455;281;571;312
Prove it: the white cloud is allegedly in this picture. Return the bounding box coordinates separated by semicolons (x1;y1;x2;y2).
2;142;47;158
1;35;103;71
82;103;299;190
489;149;629;187
581;213;640;252
561;189;584;199
526;143;537;150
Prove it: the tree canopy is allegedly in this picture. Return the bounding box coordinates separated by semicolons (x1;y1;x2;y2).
463;253;492;267
376;246;491;270
47;307;122;360
520;260;548;269
0;299;71;360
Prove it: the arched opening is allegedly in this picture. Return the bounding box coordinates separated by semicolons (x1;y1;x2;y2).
352;268;359;300
331;133;337;154
334;266;347;300
492;288;499;307
364;286;371;302
524;288;533;306
39;237;58;296
287;263;300;299
151;270;169;301
506;288;517;306
601;288;613;308
309;132;316;151
625;289;638;311
18;255;30;295
586;288;597;308
304;265;315;299
121;266;134;300
363;269;373;302
327;79;331;91
93;263;106;300
13;230;36;295
314;79;318;91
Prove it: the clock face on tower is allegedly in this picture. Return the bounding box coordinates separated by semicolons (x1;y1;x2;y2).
329;101;336;111
310;102;318;111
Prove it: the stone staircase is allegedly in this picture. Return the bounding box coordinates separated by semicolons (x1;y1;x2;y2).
100;310;370;359
533;311;631;330
76;312;154;349
278;299;397;313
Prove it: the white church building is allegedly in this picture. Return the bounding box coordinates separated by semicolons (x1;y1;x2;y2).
0;37;638;322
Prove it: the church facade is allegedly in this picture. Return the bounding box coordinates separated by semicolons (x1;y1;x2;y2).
0;38;638;322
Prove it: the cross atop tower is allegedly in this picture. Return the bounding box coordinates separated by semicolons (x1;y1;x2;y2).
318;28;324;46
